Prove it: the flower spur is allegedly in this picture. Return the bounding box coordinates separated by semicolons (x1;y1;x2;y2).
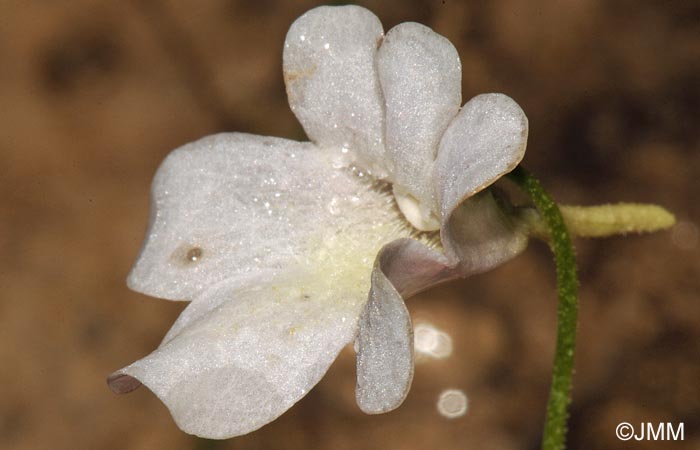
108;5;530;439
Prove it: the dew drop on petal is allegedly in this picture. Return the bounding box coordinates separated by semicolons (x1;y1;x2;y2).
331;157;345;169
437;389;468;419
328;197;341;215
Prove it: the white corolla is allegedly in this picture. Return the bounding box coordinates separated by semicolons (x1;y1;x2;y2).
108;5;529;439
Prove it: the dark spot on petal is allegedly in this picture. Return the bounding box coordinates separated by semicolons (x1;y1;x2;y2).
185;247;203;263
170;244;204;267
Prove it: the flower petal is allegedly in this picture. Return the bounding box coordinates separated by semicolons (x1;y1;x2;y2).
377;22;461;227
435;93;528;222
108;273;367;439
374;238;459;298
355;238;459;414
283;6;388;177
441;190;529;273
128;132;405;301
355;258;414;414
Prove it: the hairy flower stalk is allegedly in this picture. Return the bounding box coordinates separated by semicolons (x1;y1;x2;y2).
507;166;675;450
509;167;580;450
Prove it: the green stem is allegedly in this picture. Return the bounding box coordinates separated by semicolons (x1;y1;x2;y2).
507;166;579;450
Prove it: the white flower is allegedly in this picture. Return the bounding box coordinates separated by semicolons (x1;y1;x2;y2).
108;5;529;439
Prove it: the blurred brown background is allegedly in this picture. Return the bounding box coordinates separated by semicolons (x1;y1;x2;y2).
1;1;698;449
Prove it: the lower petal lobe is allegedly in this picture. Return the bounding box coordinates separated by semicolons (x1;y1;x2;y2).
128;133;404;302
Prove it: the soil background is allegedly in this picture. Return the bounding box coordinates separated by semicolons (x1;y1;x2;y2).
1;1;698;449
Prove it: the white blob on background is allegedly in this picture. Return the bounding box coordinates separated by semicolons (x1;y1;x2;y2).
414;322;453;360
670;220;698;250
437;389;468;419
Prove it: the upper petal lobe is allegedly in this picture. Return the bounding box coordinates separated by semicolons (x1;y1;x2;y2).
283;6;388;177
435;93;528;222
378;22;461;225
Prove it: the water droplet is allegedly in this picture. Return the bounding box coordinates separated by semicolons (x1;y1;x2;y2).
300;35;306;42
331;157;345;169
323;43;330;50
328;197;341;215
